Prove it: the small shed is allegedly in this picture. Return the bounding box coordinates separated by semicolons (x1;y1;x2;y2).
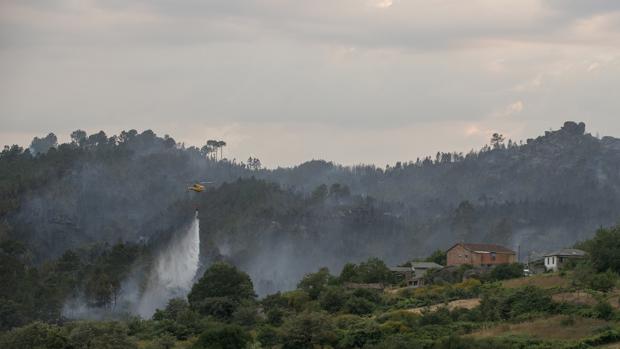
544;248;587;271
390;262;443;288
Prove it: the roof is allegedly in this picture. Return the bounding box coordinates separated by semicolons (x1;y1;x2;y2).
410;262;443;269
448;243;515;254
544;248;587;258
390;266;412;272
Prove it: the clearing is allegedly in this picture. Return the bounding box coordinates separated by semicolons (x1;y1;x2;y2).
502;273;571;290
406;298;480;314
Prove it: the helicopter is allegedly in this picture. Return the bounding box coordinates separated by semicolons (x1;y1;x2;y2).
187;181;213;193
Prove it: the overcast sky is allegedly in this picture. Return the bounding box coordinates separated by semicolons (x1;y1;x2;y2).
1;1;620;167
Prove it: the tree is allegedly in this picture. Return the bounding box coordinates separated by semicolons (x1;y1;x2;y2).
188;263;255;318
356;257;394;284
425;250;447;266
344;296;375;315
70;130;87;147
484;263;523;282
339;263;358;283
0;322;69;349
200;145;214;159
578;227;620;273
86;131;109;148
193;323;250;349
217;140;226;160
247;157;262;171
318;287;346;313
279;312;337;349
490;133;505;149
206;140;219;160
29;133;58;155
297;267;333;300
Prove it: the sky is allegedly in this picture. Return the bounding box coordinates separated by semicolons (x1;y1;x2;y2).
1;0;620;167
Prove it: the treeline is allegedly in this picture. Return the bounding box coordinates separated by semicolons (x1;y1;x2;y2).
3;121;620;264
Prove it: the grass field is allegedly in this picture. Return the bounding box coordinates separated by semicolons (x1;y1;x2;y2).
469;315;610;341
501;273;572;290
552;291;598;306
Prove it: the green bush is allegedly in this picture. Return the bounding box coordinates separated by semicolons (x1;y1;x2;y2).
594;301;614;320
478;285;554;321
279;312;337;349
188;263;256;319
483;263;524;282
297;267;334;300
257;325;279;348
319;287;347;313
590;270;617;292
0;322;69;349
192;323;251;349
344;297;375;315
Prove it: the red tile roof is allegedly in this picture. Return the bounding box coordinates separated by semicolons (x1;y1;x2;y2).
450;243;515;254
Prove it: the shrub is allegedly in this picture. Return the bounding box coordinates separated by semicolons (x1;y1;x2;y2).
193;323;251;349
66;321;137;349
279;312;337;349
337;320;382;348
257;325;279;348
578;227;620;273
319;287;347;313
344;297;375;315
594;301;614;320
484;263;524;282
188;263;256;319
0;322;69;349
282;290;312;312
590;270;617;292
479;285;554;320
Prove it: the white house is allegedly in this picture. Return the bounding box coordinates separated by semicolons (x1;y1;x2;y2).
544;248;587;271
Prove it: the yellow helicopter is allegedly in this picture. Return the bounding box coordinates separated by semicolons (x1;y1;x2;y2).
187;181;212;193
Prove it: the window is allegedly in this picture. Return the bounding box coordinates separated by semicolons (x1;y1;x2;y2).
491;252;496;261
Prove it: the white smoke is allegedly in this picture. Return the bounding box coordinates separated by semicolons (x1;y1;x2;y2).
136;211;200;317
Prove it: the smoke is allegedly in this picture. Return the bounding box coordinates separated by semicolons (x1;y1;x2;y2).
61;212;201;320
136;211;201;317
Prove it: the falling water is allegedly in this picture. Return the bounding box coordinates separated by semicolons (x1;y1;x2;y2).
137;211;200;317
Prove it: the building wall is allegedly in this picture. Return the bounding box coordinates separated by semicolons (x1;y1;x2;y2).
447;244;516;266
447;244;475;266
479;252;516;265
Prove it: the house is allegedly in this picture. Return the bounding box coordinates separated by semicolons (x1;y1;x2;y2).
544;248;587;271
390;262;443;288
446;243;516;267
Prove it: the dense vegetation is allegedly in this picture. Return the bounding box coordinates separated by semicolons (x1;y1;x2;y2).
4;121;620;346
3;121;620;264
2;226;620;348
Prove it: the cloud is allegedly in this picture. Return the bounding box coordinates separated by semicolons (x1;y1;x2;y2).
506;100;525;115
372;0;394;9
588;62;601;72
2;1;620;165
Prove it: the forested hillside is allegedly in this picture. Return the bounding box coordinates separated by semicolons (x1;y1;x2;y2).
1;121;620;293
